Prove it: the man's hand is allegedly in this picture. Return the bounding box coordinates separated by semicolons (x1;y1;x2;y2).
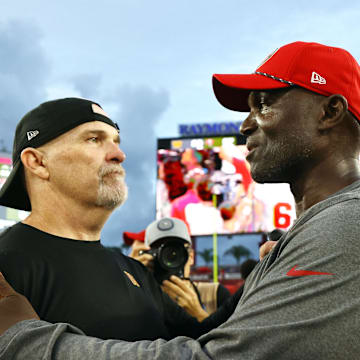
0;272;39;335
259;241;277;261
129;240;154;269
162;276;209;322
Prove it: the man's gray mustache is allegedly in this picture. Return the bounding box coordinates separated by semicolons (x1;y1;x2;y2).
99;166;126;178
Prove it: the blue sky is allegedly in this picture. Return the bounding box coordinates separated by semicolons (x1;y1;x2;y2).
1;1;359;245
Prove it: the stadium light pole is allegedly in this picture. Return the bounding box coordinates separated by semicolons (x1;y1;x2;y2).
212;193;218;282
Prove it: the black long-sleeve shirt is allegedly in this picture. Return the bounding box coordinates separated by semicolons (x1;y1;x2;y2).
0;222;213;340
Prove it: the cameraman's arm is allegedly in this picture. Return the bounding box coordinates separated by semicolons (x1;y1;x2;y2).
160;282;241;339
135;262;206;339
160;287;209;339
162;276;209;322
199;284;244;332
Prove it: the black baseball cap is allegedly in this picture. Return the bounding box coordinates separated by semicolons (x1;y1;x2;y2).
0;97;119;211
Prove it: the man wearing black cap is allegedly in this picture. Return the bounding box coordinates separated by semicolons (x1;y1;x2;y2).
0;98;211;342
0;98;126;211
2;41;360;359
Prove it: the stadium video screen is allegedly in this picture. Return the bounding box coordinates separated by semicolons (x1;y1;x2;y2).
0;153;28;230
194;233;262;266
156;135;296;236
190;233;264;287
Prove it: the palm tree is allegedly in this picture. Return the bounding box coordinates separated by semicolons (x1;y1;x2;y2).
197;248;213;266
0;138;9;152
224;245;251;265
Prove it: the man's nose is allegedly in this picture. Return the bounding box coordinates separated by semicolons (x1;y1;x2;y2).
240;112;258;136
106;143;126;163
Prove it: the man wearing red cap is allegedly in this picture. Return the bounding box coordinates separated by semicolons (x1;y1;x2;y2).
1;41;360;359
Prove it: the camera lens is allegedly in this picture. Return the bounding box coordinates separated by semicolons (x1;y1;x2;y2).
158;241;188;270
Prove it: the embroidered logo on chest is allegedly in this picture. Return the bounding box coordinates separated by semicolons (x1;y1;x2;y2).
124;271;140;287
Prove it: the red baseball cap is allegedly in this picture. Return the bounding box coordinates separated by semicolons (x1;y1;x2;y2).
123;230;146;246
213;41;360;121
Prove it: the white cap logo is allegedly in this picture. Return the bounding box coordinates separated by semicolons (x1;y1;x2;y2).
27;130;39;141
311;71;326;85
157;218;174;231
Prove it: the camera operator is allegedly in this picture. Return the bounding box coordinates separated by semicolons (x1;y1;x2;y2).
136;217;230;321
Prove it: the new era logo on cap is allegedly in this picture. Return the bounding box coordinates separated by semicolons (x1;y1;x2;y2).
27;130;39;141
311;71;326;85
213;42;360;122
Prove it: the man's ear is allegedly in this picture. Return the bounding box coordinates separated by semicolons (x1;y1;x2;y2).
318;94;348;131
20;148;49;180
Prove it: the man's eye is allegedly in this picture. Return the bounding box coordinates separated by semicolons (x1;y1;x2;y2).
88;137;98;143
259;94;267;107
252;93;266;109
